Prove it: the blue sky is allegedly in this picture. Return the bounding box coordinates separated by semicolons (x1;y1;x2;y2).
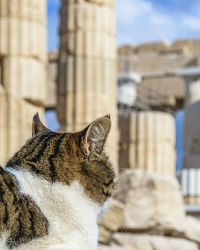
175;110;184;171
47;0;60;50
47;0;200;49
116;0;200;45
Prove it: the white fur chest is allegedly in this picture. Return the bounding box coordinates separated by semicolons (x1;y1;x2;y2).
5;168;102;250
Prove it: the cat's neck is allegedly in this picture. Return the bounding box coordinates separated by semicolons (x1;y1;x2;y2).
6;166;102;250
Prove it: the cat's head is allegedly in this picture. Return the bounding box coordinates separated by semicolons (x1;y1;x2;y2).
7;114;115;205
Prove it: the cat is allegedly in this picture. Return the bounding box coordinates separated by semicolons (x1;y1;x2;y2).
0;114;115;250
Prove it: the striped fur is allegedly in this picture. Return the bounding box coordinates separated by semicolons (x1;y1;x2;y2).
0;115;115;249
0;167;48;248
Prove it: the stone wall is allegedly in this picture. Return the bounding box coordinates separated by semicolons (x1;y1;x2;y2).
118;39;200;57
118;39;200;102
172;39;200;54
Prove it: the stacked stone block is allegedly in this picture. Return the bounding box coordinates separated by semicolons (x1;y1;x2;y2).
119;111;175;176
0;0;46;164
57;0;118;164
47;51;58;109
172;39;200;54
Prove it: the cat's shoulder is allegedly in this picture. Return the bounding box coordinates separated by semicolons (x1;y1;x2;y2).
0;166;20;207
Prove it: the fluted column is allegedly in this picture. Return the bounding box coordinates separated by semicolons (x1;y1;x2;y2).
0;0;47;164
57;0;118;165
182;76;200;204
119;111;176;176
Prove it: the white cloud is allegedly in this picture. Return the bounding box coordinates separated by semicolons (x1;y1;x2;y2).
116;0;200;45
116;0;152;21
183;16;200;31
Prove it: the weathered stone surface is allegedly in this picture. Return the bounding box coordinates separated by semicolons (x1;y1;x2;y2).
99;233;199;250
98;199;124;243
0;0;47;164
0;93;44;164
99;199;124;232
98;226;112;244
47;51;58;109
136;41;170;53
114;170;185;231
118;39;200;104
183;216;200;244
99;244;122;250
0;0;46;61
105;169;200;247
119;112;175;176
2;56;46;104
182;80;200;204
181;168;200;204
57;0;118;168
172;39;200;54
143;77;185;99
98;169;200;249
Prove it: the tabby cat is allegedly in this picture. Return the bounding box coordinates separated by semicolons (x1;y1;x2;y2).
0;114;115;250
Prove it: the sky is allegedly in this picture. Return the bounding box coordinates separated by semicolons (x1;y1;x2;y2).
47;0;60;50
47;0;200;49
175;110;184;172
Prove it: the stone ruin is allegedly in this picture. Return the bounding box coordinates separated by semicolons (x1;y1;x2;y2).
1;0;200;249
98;114;200;250
98;169;200;250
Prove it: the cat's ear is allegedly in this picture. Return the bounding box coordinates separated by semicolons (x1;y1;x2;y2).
32;113;51;136
82;115;111;156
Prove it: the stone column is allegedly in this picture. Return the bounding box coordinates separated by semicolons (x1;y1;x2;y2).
57;0;118;165
119;111;176;176
182;76;200;204
0;0;47;164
